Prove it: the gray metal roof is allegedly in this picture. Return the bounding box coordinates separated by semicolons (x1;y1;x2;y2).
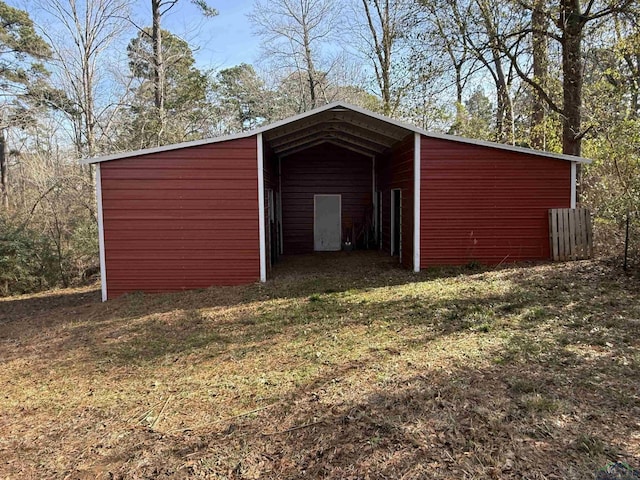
83;101;591;164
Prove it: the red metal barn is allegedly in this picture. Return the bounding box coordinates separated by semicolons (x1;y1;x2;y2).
86;102;589;300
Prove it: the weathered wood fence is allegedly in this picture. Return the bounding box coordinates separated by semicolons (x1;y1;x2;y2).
549;208;593;261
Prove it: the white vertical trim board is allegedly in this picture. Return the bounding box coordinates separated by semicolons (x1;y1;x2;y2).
257;134;267;282
413;133;421;273
570;161;577;208
95;164;107;302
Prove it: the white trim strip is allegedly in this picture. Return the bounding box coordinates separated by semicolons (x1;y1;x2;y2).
570;161;577;208
95;164;107;302
413;133;421;273
83;101;592;165
257;134;267;282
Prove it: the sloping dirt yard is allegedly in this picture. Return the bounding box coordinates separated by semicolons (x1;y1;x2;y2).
1;252;639;479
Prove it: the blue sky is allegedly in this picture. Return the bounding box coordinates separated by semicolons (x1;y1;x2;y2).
148;1;260;70
16;0;260;71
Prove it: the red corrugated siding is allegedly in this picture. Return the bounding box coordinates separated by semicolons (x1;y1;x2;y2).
263;140;279;275
420;136;571;266
376;135;414;269
101;137;259;298
396;137;415;270
281;144;373;254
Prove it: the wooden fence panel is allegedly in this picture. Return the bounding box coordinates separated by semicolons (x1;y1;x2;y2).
549;208;593;261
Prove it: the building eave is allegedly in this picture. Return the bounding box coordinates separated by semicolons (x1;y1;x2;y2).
82;101;592;165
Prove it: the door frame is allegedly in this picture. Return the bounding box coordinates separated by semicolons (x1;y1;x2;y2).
313;194;342;252
390;188;401;261
376;190;382;249
267;188;277;265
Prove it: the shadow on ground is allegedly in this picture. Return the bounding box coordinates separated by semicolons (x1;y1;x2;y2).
98;345;640;480
1;254;639;479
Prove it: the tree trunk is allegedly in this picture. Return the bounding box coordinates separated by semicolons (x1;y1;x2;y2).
381;0;392;115
361;0;394;116
561;0;583;157
622;52;639;118
83;49;96;158
151;0;166;144
495;84;505;141
452;63;464;134
560;0;586;203
491;48;512;143
477;1;513;144
0;130;8;209
530;0;548;149
302;23;317;109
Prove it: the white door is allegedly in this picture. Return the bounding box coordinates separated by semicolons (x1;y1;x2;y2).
314;194;341;251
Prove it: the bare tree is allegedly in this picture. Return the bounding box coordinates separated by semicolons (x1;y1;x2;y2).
413;0;479;134
354;0;416;116
250;0;343;112
417;0;471;106
147;0;217;144
470;0;521;144
37;0;132;159
530;0;548;148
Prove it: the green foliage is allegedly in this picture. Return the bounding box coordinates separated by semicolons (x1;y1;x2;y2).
0;211;99;296
449;88;494;140
0;1;52;110
0;215;57;295
583;119;640;220
190;0;218;17
213;63;272;132
121;28;211;148
0;1;51;80
526;113;563;152
582;23;640;220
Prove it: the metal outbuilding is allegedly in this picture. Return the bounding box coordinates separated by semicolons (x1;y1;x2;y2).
84;102;589;300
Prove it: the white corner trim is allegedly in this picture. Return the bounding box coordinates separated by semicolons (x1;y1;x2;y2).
95;164;107;302
257;134;267;282
570;161;577;208
413;133;421;273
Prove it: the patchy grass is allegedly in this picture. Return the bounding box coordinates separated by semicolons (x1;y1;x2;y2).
0;252;639;479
